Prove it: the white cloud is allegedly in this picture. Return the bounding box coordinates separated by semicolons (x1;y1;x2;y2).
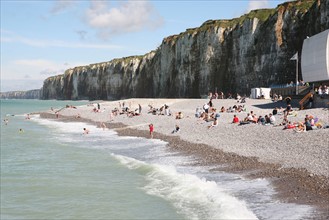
0;30;122;49
84;0;164;40
0;57;89;91
246;0;270;12
13;59;86;77
0;59;86;82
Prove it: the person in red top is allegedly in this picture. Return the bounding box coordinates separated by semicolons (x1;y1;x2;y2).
232;115;239;123
149;124;154;139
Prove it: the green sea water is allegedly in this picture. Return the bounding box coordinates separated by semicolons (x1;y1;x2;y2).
0;100;184;219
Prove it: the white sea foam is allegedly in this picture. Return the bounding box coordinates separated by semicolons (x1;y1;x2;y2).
34;116;92;134
114;154;258;220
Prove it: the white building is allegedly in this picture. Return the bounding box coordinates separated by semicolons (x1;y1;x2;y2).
250;88;271;99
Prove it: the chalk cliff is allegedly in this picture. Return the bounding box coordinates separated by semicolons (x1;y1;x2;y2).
41;0;329;100
0;89;41;99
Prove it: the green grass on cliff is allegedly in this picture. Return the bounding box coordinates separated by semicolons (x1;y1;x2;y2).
210;8;276;29
164;0;316;44
165;8;276;43
278;0;315;13
112;55;144;64
166;7;277;43
199;0;315;30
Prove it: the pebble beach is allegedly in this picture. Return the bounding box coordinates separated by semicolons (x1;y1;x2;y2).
40;98;329;218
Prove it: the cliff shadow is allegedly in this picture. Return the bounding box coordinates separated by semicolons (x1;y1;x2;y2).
252;99;300;109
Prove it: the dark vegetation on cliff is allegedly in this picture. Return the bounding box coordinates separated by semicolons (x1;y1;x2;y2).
41;0;328;100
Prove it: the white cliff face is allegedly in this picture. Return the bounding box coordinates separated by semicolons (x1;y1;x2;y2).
0;89;41;99
72;70;79;99
41;0;328;100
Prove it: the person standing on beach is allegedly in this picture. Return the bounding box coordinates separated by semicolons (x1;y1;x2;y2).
308;94;314;108
208;99;213;108
203;103;210;113
284;104;292;116
149;124;154;139
101;122;106;130
138;104;142;114
284;96;292;105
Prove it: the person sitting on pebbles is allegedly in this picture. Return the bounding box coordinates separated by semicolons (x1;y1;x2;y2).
232;115;239;124
294;122;306;132
220;106;226;113
198;112;207;121
175;112;184;119
172;125;180;134
208;117;218;129
278;115;289;126
283;121;296;130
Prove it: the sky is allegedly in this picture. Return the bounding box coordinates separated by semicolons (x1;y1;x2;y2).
1;0;288;92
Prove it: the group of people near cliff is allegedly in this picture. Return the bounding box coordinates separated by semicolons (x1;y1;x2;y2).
69;96;327;137
207;91;247;101
103;102;143;118
315;84;329;97
193;98;327;132
148;104;172;116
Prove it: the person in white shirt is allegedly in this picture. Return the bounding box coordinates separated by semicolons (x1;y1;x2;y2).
203;103;210;113
269;113;276;125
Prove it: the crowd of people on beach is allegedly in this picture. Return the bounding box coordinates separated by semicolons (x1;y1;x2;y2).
41;90;328;138
96;94;326;137
315;84;329;97
191;96;328;132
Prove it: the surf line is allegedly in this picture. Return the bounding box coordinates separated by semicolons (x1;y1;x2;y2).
113;123;149;131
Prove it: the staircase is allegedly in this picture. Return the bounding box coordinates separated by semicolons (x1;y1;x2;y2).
299;93;312;110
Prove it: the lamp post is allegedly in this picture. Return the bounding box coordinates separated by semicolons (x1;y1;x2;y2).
290;52;298;95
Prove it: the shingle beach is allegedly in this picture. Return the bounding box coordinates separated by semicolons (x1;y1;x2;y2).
40;98;329;218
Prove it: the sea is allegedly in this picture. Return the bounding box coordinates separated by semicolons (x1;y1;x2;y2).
1;99;315;220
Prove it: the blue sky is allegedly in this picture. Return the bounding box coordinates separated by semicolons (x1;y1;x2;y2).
1;0;287;92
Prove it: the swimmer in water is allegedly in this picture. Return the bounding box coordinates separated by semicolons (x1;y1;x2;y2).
3;118;9;125
83;128;90;134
